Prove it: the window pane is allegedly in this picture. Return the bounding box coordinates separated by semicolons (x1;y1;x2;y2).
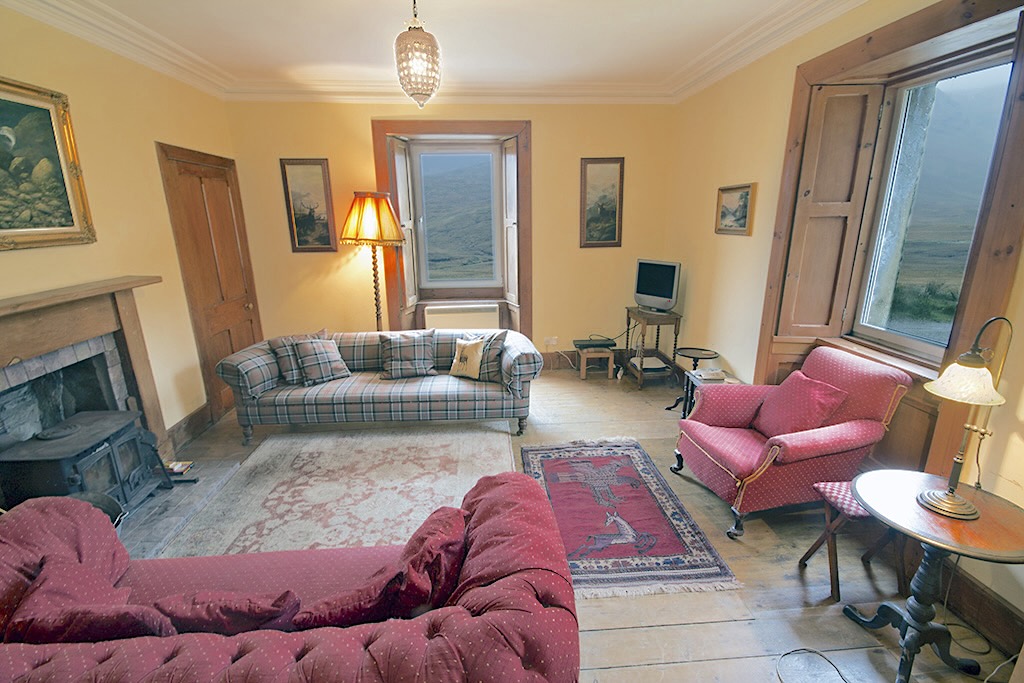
859;64;1011;353
420;153;496;283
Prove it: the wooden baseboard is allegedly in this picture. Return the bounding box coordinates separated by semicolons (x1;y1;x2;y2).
946;558;1024;656
167;402;213;453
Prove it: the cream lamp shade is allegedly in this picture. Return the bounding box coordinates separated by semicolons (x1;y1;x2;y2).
339;192;404;246
923;361;1005;406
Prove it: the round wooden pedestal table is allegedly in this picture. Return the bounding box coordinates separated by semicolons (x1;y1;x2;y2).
844;469;1024;683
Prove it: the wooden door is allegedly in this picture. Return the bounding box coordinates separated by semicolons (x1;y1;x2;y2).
156;143;262;423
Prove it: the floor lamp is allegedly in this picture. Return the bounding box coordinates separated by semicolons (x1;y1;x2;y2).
339;192;404;332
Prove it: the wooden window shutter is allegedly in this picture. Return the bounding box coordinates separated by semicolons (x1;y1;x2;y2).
776;84;884;338
390;137;419;310
502;137;519;308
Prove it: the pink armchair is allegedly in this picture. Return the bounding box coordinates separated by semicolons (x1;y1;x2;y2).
672;347;912;538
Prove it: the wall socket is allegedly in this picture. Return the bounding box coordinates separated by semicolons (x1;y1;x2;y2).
544;336;558;347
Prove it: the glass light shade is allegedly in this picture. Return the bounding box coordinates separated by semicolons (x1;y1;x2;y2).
924;362;1006;406
395;20;441;108
339;192;404;246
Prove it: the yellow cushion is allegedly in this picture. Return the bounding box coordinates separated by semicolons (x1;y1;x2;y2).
450;338;485;379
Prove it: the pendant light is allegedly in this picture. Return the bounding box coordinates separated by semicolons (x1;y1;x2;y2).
394;0;441;107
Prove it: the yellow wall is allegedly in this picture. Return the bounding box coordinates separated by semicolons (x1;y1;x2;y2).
225;102;676;352
0;8;235;427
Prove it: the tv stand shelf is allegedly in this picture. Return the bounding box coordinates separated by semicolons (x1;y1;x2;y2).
625;306;680;389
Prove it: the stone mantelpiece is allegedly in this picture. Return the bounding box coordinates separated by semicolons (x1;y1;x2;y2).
0;276;170;457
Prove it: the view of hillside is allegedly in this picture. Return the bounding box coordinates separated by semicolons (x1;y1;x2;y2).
874;63;1011;345
419;153;496;282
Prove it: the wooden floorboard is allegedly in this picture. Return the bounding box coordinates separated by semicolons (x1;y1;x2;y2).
175;367;1017;682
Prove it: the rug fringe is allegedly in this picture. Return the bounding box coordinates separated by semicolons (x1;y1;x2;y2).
566;437;641;447
575;579;741;600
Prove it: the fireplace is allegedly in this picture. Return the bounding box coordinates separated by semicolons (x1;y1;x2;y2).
0;410;170;510
0;276;171;511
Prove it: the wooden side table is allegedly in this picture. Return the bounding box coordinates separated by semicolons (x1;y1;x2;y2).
624;306;680;389
844;470;1024;683
579;346;615;379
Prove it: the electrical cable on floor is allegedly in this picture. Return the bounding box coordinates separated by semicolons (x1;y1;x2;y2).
775;648;853;682
939;555;992;656
556;350;578;370
983;653;1018;682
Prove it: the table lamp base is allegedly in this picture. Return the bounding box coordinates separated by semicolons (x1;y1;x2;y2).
917;489;980;520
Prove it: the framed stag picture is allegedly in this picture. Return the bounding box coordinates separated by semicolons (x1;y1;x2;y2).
0;77;95;250
715;183;755;236
580;157;624;248
280;158;338;252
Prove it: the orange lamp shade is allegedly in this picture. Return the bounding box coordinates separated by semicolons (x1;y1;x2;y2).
339;192;404;246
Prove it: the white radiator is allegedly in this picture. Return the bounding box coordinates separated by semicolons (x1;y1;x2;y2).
423;303;500;329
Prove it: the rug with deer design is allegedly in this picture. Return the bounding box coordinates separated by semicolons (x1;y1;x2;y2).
522;438;738;598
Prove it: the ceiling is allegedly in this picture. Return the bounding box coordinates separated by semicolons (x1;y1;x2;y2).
3;0;866;104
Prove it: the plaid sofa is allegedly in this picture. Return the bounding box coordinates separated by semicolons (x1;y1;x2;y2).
216;329;544;443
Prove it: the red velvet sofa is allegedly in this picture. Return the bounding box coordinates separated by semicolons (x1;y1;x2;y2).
0;472;579;682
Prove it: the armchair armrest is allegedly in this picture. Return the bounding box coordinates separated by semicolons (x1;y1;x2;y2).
215;342;279;401
687;384;775;428
769;420;886;465
501;331;544;398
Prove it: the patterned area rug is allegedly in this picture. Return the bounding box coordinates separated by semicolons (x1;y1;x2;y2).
160;423;515;557
522;439;738;598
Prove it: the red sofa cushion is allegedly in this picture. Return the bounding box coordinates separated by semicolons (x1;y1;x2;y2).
293;506;468;629
0;497;130;636
752;370;848;437
153;590;300;635
5;558;174;644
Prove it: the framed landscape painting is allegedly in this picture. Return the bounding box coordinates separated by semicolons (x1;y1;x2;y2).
280;158;337;252
580;157;624;248
715;183;755;235
0;77;95;250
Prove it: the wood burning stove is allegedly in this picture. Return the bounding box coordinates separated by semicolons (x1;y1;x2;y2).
0;410;171;512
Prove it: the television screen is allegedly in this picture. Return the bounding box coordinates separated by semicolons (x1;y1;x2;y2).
634;259;681;311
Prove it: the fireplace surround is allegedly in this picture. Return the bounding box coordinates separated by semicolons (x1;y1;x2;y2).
0;277;170;508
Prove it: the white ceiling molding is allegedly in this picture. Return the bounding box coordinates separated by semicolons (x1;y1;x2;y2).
2;0;868;105
0;0;234;96
665;0;867;101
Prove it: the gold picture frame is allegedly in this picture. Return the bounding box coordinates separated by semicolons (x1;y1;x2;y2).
580;157;624;248
0;77;95;250
280;158;338;252
715;183;755;235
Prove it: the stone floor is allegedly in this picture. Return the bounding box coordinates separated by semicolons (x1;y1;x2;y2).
132;364;1018;682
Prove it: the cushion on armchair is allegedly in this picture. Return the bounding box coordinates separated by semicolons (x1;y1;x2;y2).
752;370;848;437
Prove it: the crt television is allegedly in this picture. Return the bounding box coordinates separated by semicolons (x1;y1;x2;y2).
634;259;681;312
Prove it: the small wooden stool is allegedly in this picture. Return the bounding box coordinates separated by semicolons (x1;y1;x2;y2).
799;480;907;602
579;347;615;380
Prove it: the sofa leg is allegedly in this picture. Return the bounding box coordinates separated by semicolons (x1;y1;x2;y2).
669;449;685;474
241;425;253;446
515;417;527;436
726;508;745;539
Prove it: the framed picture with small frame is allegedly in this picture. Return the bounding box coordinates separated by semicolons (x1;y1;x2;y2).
280;158;338;252
715;183;755;236
580;157;624;248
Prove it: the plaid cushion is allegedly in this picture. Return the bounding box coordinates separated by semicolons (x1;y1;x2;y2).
269;330;326;384
215;343;279;399
295;338;351;387
381;330;438;379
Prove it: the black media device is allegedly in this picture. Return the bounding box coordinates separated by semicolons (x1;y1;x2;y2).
573;339;616;349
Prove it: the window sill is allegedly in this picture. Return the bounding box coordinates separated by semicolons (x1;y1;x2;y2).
816;337;939;383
